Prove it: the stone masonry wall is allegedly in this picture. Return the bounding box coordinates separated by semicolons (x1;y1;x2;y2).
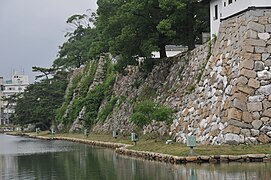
171;8;271;145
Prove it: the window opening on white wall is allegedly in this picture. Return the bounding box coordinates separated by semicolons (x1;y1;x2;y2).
214;5;218;20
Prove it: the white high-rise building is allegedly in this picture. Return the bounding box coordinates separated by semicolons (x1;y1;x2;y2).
0;74;29;125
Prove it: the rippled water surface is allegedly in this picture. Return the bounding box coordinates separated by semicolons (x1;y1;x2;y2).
0;134;270;180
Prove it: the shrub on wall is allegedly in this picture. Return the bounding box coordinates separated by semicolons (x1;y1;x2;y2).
130;100;174;128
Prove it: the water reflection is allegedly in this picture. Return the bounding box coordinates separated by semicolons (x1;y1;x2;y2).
0;134;270;180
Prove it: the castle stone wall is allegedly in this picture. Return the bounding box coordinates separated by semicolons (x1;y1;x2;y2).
171;8;271;144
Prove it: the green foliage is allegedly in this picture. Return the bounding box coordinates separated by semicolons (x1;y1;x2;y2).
98;96;118;122
178;65;185;79
12;75;68;129
130;100;174;128
114;56;137;74
139;86;157;101
139;58;157;78
96;0;210;71
78;61;98;97
55;102;68;123
83;57;117;125
55;60;100;124
83;84;106;125
53;12;103;69
153;106;174;123
196;35;215;82
186;85;195;94
65;72;82;102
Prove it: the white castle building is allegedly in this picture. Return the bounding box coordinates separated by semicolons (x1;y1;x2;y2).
205;0;271;36
0;74;29;125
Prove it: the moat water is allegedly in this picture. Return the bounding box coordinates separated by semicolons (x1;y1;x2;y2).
0;134;270;180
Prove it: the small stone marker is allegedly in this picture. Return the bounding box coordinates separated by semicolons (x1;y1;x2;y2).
36;128;40;135
166;140;173;145
187;135;197;156
51;128;55;137
113;130;118;139
131;133;139;145
84;128;89;137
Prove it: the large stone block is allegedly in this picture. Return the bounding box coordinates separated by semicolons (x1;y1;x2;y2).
252;120;263;130
255;46;266;53
245;29;258;39
247;102;263;112
266;24;271;33
254;61;264;71
257;70;271;80
237;76;248;85
233;98;247;111
250;10;264;17
224;125;241;134
251;129;260;136
257;134;271;143
258;33;270;40
257;85;271;95
228;108;242;121
262;53;270;61
231;93;247;102
262;108;271;117
224;133;240;145
242;111;253;123
263;100;271;109
241;129;251;137
237;84;255;95
240;69;256;78
240;60;254;70
247;21;265;32
261;117;270;123
246;39;266;47
265;59;271;66
248;95;265;102
248;78;260;89
243;46;254;53
259;17;268;25
252;112;261;120
228;120;252;129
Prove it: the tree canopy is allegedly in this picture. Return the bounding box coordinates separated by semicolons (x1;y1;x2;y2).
96;0;209;60
53;0;209;70
11;73;68;129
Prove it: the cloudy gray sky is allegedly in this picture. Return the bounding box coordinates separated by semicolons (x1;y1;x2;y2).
0;0;97;82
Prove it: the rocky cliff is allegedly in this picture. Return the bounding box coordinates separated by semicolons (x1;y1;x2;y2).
59;8;271;145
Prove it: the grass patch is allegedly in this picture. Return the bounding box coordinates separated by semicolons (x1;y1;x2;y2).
22;132;271;157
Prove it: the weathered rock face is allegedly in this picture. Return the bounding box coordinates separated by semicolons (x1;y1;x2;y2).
171;9;271;145
65;9;271;145
69;118;85;133
143;120;169;137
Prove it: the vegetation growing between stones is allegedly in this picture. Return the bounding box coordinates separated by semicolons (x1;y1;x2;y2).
55;61;98;124
97;96;118;122
130;100;174;128
186;85;195;94
83;57;117;126
196;34;216;82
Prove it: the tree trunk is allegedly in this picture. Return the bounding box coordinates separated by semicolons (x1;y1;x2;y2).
159;45;167;58
187;40;195;51
186;2;196;51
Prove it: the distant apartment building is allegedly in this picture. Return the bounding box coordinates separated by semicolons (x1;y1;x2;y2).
0;74;29;125
0;77;4;125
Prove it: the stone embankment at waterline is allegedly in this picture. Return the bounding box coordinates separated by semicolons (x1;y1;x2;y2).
17;133;271;164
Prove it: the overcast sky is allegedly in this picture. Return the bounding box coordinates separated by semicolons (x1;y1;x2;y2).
0;0;97;82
